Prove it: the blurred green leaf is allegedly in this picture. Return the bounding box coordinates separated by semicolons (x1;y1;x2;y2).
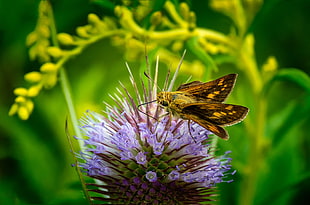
255;123;309;205
264;68;310;99
263;68;310;146
269;95;310;147
272;68;310;92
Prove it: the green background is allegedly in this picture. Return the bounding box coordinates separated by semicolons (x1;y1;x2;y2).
0;0;309;204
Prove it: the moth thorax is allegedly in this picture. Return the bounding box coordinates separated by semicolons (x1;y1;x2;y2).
157;92;171;107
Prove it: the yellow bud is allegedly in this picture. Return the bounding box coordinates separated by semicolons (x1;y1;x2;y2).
8;103;19;116
262;56;278;72
244;34;255;56
151;12;162;26
28;85;42;97
180;2;190;20
122;0;131;6
26;32;38;46
57;33;75;46
38;25;50;38
15;96;27;103
40;62;57;72
172;41;184;52
207;43;219;54
25;100;34;114
35;43;51;62
114;6;122;17
76;26;91;38
198;38;219;54
135;5;149;21
210;0;232;11
24;72;42;83
47;47;63;58
43;73;57;89
28;46;37;61
246;34;255;47
188;12;196;29
14;88;28;96
88;13;101;25
18;106;30;120
39;0;50;12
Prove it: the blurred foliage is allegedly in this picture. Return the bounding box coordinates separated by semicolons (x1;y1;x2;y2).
1;0;310;204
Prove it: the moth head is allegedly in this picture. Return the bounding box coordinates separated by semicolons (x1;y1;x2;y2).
157;92;170;107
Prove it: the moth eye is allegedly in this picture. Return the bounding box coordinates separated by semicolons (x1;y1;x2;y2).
161;101;169;106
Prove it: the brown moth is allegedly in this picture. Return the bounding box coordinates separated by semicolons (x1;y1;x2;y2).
156;74;249;140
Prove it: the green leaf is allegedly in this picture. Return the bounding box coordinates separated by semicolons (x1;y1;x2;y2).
271;68;310;93
255;124;306;205
271;95;310;147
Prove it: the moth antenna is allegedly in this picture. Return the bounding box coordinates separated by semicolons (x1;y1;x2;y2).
137;100;158;120
144;42;152;90
163;69;170;91
144;71;162;91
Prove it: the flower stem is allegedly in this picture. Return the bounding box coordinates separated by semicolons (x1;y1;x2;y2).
238;35;267;205
59;68;84;149
47;0;84;149
240;96;266;205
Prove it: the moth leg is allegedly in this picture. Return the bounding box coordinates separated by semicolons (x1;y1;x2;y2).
158;112;170;119
187;120;197;143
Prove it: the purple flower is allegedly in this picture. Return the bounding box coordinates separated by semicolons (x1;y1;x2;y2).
77;61;234;204
146;171;158;182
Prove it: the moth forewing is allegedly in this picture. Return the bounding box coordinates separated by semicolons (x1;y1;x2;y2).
176;74;238;103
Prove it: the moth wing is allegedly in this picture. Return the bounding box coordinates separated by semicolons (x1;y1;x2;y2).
177;74;237;103
184;113;229;140
182;103;249;126
181;103;248;139
177;81;204;91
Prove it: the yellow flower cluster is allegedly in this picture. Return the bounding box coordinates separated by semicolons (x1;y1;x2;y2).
10;0;265;120
9;62;59;120
26;0;52;62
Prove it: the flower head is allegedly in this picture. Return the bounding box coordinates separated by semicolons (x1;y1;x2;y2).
77;59;234;204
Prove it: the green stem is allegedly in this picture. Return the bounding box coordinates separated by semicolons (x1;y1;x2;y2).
240;96;266;205
47;0;84;150
58;68;84;149
237;36;266;205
